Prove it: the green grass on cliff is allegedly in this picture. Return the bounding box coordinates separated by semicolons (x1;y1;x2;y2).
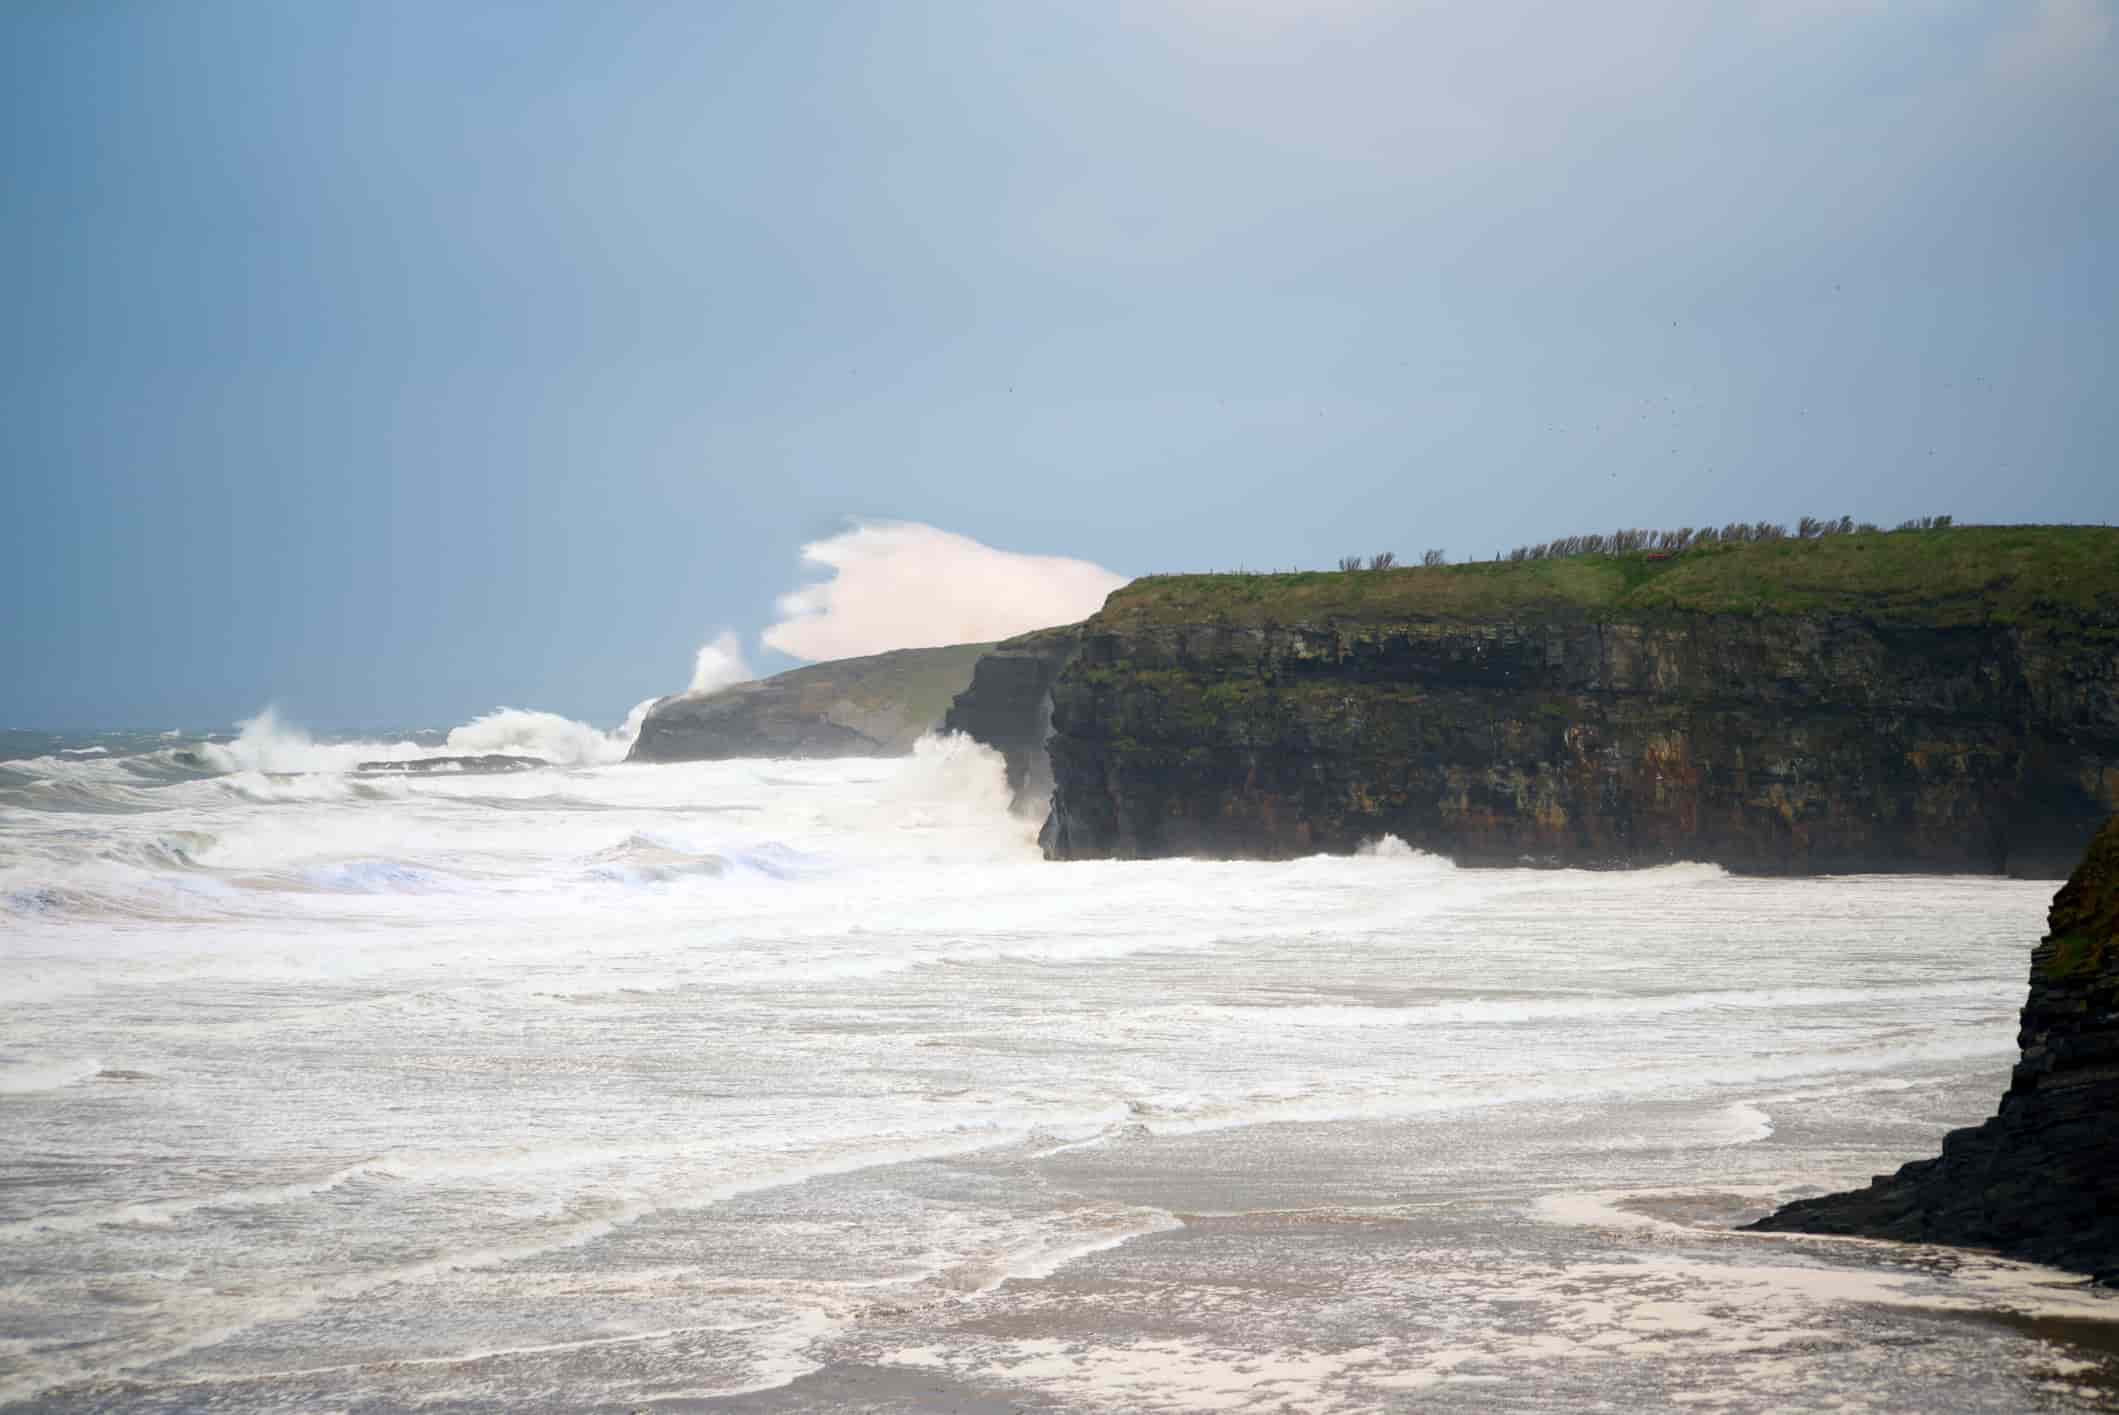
1101;525;2119;631
2040;816;2119;980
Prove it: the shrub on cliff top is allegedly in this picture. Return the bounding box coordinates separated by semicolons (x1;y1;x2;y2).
1500;514;1958;565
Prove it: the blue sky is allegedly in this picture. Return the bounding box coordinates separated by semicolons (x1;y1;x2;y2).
4;1;2113;730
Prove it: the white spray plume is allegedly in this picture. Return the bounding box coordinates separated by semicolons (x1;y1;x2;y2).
614;696;657;747
688;629;754;695
212;705;352;774
198;702;650;775
443;709;639;766
762;522;1128;661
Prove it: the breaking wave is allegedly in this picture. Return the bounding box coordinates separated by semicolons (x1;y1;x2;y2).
195;704;648;774
0;701;657;815
441;705;650;767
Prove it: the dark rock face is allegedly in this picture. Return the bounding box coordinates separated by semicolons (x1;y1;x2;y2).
1040;614;2119;874
941;625;1082;814
1748;816;2119;1282
627;643;992;763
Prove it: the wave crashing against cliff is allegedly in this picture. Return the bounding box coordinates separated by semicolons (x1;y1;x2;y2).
1033;526;2119;876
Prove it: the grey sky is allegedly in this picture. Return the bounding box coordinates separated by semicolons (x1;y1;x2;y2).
3;1;2112;729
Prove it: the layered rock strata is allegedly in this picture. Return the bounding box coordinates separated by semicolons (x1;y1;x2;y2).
1039;530;2119;874
1748;815;2119;1281
941;624;1082;813
628;642;992;763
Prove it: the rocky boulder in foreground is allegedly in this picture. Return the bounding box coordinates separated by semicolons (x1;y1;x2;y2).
627;642;993;763
1748;814;2119;1282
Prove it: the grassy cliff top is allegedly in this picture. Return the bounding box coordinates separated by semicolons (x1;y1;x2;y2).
1095;525;2119;632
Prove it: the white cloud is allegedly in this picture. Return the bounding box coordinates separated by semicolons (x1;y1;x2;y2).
1990;0;2114;81
762;522;1128;662
688;629;754;695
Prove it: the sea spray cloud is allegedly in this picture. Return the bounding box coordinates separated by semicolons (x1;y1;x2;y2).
444;709;638;766
762;522;1129;661
211;705;359;774
202;703;649;773
688;630;754;695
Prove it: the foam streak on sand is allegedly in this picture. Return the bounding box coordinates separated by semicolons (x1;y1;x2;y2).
1;728;2108;1411
0;1055;100;1095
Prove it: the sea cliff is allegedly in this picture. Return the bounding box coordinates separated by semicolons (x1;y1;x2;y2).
1748;815;2119;1281
940;624;1082;813
628;642;992;763
1039;526;2119;874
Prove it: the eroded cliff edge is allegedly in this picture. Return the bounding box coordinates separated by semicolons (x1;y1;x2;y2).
1748;815;2119;1281
628;642;992;763
1040;526;2119;874
941;624;1082;813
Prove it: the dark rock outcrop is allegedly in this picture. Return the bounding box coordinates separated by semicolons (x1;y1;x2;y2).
1039;529;2119;873
628;643;992;763
941;625;1083;814
355;754;547;775
1748;816;2119;1281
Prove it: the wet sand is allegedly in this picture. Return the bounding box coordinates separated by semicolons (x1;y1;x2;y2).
686;1190;2119;1414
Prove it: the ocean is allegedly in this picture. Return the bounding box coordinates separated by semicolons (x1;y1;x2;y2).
2;715;2114;1412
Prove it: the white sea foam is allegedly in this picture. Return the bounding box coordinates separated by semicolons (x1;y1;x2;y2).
0;1055;101;1095
1122;981;2003;1032
1713;1100;1777;1144
950;1205;1185;1292
192;705;421;774
141;700;650;781
0;735;2063;1409
442;706;641;766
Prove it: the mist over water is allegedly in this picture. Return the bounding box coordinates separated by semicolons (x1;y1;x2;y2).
2;725;2112;1411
